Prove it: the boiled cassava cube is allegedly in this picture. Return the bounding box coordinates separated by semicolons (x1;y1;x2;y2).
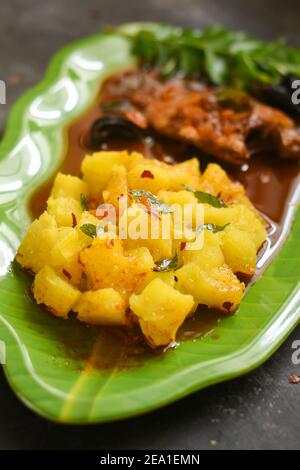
157;189;197;207
171;158;202;189
74;288;128;326
134;270;175;294
204;204;266;251
179;230;225;269
102;164;128;208
50;173;88;200
16;212;58;273
129;278;194;347
198;163;246;206
220;225;257;275
175;262;244;313
81;151;127;198
50;227;81;267
121;203;173;261
127;160;171;194
33;265;81;318
47;196;82;227
80;237;154;294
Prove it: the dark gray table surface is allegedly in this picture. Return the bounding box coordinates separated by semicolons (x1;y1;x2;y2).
1;0;300;450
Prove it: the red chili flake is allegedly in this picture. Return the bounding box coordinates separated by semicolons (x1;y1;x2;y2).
105;238;115;249
141;170;154;179
140;192;150;207
180;242;186;251
71;213;77;228
223;301;234;312
145;209;160;219
88;198;99;210
97;210;109;220
62;269;72;280
289;374;300;384
139;193;160;219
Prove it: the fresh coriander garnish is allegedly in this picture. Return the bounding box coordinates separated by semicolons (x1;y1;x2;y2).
80;223;97;238
129;189;173;214
154;253;178;272
183;185;227;208
80;193;89;211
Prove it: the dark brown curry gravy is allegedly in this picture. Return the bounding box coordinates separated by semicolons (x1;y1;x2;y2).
28;77;300;369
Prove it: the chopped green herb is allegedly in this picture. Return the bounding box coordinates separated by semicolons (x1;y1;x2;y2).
129;189;173;214
120;25;300;88
197;223;230;234
80;223;97;238
184;185;227;208
154;253;178;272
80;193;89;211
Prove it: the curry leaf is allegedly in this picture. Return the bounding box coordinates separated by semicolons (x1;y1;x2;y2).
123;25;300;88
184;185;227;208
80;223;97;238
129;189;173;213
198;223;230;233
154;253;178;272
204;49;228;85
80;193;89;211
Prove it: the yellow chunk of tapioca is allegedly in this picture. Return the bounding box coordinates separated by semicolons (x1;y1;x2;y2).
175;262;244;313
50;173;88;200
74;288;128;326
129;278;194;347
32;265;81;318
81;151;128;198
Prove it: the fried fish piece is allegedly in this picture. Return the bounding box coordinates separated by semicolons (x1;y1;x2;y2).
100;69;300;165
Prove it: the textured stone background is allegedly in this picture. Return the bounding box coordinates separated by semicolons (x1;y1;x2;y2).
0;0;300;450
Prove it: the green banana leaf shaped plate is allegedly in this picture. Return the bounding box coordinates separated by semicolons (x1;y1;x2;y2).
0;23;300;424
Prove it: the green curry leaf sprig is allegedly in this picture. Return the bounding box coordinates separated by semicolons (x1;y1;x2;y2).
121;25;300;88
183;185;227;208
129;189;173;214
154;253;178;272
